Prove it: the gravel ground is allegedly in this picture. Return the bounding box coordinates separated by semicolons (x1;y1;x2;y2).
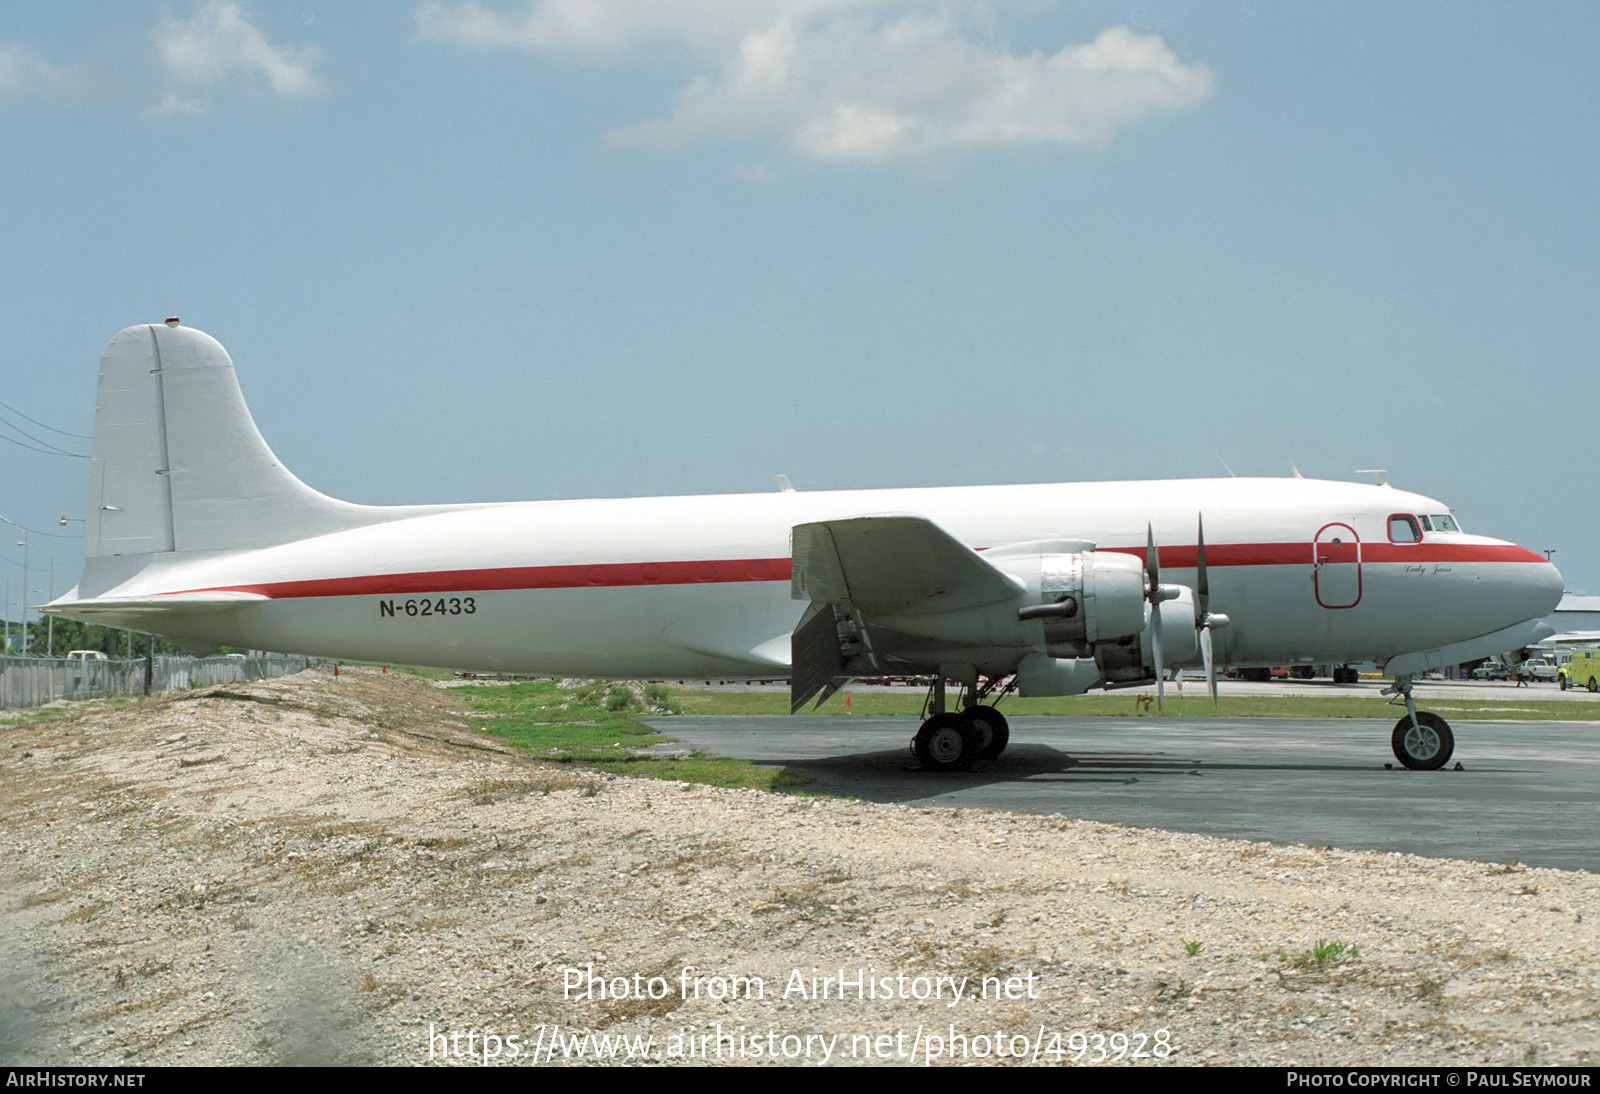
1;667;1596;1067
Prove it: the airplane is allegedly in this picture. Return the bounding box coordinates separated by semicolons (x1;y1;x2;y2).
45;320;1563;773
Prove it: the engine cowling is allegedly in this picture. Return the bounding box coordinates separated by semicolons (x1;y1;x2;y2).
990;545;1199;694
988;547;1148;657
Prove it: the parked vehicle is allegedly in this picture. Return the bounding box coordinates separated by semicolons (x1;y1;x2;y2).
1228;667;1289;682
1520;657;1558;682
1558;650;1600;692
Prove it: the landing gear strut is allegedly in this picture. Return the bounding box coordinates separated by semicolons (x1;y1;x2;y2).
909;675;1012;771
1384;674;1455;770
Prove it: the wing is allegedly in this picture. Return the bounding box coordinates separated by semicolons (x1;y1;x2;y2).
788;514;1022;710
791;514;1019;615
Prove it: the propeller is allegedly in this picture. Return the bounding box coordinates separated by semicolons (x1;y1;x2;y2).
1145;524;1182;709
1195;514;1230;706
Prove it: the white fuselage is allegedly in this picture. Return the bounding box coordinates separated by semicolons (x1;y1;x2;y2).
74;477;1562;678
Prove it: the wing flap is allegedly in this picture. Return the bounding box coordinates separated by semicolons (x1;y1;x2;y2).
790;603;845;712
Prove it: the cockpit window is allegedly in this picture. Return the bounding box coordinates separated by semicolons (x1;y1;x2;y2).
1388;514;1421;543
1431;514;1459;533
1418;515;1433;532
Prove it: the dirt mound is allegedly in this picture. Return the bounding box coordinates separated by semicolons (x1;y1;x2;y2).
2;667;1594;1066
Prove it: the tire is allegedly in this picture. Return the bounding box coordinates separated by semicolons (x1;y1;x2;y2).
1590;677;1598;694
964;704;1011;761
912;712;980;772
1391;711;1454;771
1559;675;1569;691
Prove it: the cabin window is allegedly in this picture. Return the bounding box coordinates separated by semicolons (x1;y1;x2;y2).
1388;514;1421;543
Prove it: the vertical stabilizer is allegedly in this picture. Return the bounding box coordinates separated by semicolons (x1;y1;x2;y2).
83;323;389;558
85;326;176;557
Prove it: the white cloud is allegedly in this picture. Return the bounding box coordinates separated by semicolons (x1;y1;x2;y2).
414;0;886;56
155;1;326;108
415;2;1214;162
0;44;71;97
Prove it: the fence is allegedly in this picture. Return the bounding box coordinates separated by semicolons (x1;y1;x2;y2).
0;653;316;710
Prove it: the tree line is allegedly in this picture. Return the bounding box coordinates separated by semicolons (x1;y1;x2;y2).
1;617;183;658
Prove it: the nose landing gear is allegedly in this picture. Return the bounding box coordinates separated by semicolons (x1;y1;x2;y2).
1384;674;1455;770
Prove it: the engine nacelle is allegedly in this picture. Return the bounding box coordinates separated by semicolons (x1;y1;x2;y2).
988;547;1148;657
990;544;1200;693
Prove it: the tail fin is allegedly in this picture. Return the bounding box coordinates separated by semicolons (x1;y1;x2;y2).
85;322;384;558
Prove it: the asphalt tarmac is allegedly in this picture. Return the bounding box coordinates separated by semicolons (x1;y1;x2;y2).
642;713;1600;873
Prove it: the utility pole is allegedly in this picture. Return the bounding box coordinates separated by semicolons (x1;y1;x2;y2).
18;531;27;656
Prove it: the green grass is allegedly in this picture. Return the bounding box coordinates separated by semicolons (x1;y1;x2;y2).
1260;940;1361;968
390;666;459;681
666;686;1600;722
457;679;809;791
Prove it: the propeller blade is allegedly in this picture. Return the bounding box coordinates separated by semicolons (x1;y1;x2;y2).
1196;513;1209;617
1200;625;1217;706
1146;523;1164;709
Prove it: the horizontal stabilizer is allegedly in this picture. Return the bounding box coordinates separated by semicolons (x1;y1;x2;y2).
45;591;268;621
790;515;1020;616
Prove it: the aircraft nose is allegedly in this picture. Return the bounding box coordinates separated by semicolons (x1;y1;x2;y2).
1531;559;1564;616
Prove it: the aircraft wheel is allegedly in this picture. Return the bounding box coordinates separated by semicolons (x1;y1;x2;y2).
912;712;980;772
964;704;1010;761
1391;712;1454;771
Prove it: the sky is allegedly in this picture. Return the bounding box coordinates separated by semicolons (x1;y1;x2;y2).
1;0;1596;621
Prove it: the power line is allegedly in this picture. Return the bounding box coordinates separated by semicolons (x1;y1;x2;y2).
0;514;81;540
0;397;90;440
0;418;88;459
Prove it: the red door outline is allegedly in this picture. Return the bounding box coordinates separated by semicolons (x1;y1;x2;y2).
1314;522;1361;609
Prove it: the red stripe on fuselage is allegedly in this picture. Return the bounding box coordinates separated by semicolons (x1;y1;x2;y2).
173;558;795;600
165;541;1546;601
1106;542;1548;567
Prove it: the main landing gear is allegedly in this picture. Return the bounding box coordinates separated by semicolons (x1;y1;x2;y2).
909;677;1012;772
1384;674;1455;770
